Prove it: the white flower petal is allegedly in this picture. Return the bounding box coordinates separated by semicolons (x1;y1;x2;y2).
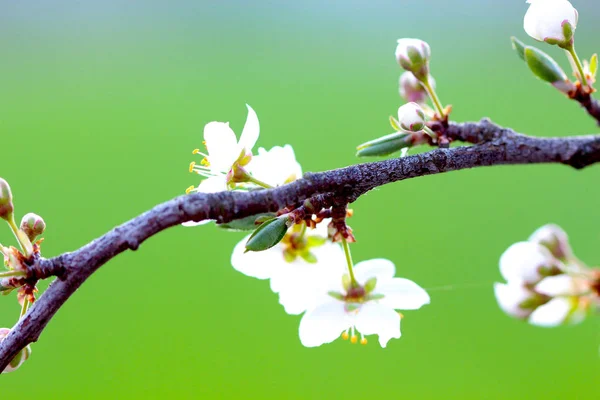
494;282;535;319
249;145;303;186
353;259;396;284
355;302;401;348
299;301;350;347
535;274;587;297
528;224;572;260
376;278;430;310
231;236;284;280
528;297;573;327
196;175;227;193
499;241;557;284
238;104;260;152
203;121;240;172
182;220;212;227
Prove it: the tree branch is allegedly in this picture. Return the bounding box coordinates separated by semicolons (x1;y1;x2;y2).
1;119;600;371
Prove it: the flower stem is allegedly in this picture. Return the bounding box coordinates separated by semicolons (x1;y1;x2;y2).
341;237;358;286
20;298;30;318
567;45;588;88
421;76;445;119
0;270;26;278
247;176;274;189
6;216;32;257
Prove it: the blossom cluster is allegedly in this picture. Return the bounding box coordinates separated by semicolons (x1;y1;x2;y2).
494;225;598;327
185;106;430;347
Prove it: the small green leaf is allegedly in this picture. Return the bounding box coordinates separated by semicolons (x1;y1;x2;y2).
389;116;401;131
217;213;276;231
510;37;526;61
524;47;568;84
356;132;412;157
590;54;598;78
245;217;290;252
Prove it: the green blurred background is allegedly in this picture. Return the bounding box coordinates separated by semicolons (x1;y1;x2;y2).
1;0;599;397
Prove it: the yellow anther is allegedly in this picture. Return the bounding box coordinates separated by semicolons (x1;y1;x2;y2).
360;338;368;345
185;186;195;194
202;140;207;146
341;332;349;340
192;149;200;154
189;162;196;173
398;312;404;319
201;158;210;166
350;335;358;344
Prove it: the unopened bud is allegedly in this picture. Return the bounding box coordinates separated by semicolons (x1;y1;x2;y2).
523;0;578;48
20;213;46;242
397;102;426;132
499;242;562;284
399;72;434;104
524;46;574;94
244;216;290;252
395;38;431;80
0;328;32;373
356;132;413;157
528;224;572;260
0;178;14;222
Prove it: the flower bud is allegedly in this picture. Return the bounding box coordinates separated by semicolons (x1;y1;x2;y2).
245;216;290;252
20;213;46;242
397;102;426;132
356;132;413;157
494;282;546;319
0;328;32;373
524;47;575;94
0;178;14;222
399;72;434;104
528;224;572;260
395;38;431;79
524;0;578;47
499;242;562;284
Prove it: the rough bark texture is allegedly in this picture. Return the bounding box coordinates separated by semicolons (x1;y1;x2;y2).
1;119;600;372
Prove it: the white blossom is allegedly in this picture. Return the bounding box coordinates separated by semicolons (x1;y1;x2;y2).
534;274;589;297
231;220;346;315
298;259;430;348
524;0;578;44
528;223;572;260
528;296;586;327
189;104;260;194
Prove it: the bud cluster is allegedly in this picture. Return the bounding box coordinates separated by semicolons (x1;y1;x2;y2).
0;328;32;373
494;224;598;327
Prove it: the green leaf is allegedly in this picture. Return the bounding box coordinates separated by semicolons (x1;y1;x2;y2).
217;213;276;231
511;37;526;61
245;217;290;252
524;47;567;84
356;132;412;157
590;54;598;78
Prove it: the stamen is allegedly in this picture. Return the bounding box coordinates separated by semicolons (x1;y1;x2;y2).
189;162;196;173
192;149;200;154
341;331;349;340
398;312;404;319
360;335;367;346
185;186;195;194
350;335;358;344
201;158;210;166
